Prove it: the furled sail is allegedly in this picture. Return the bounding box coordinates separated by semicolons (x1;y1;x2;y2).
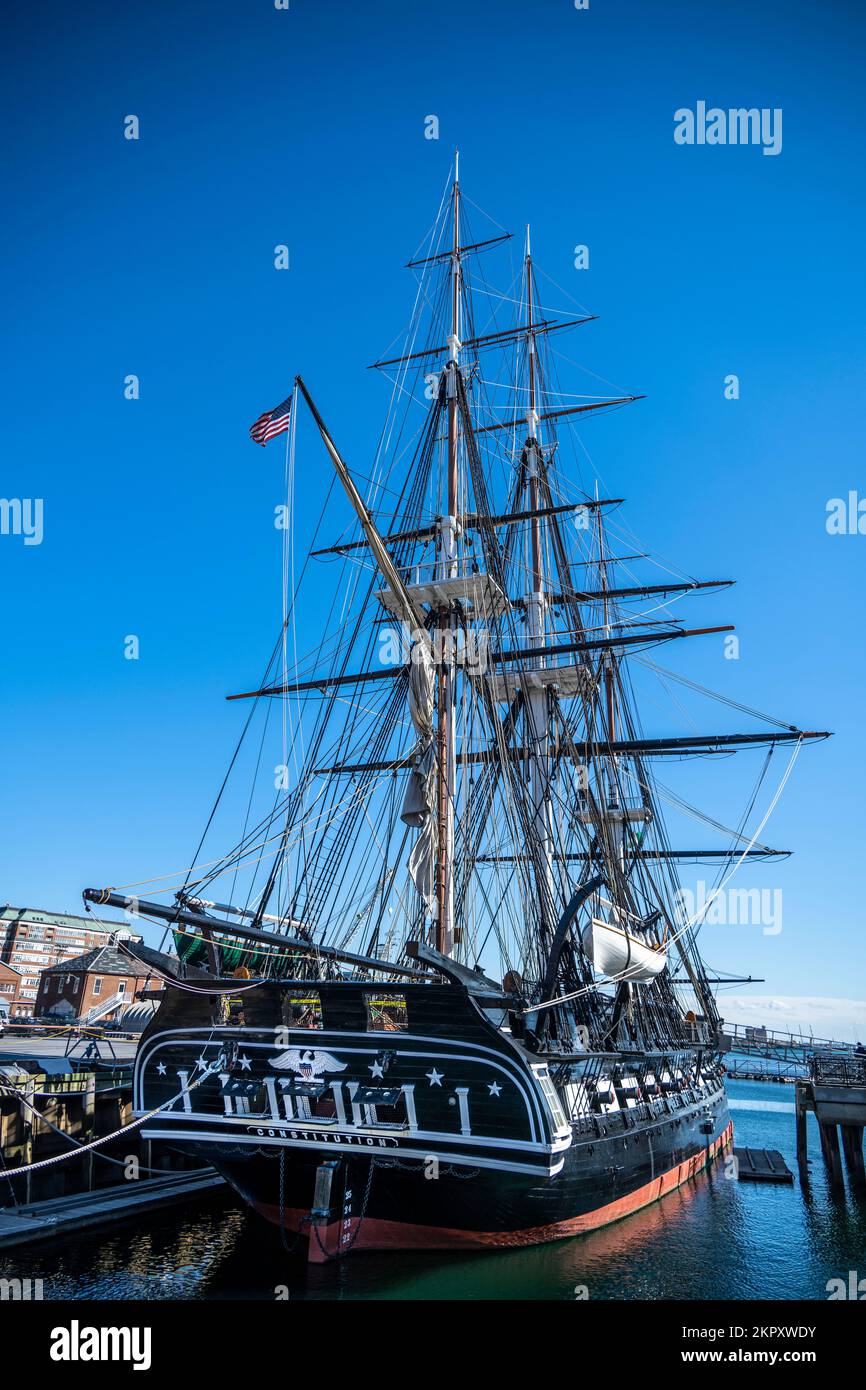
401;639;437;910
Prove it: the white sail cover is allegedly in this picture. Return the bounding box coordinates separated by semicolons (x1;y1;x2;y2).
582;917;667;982
401;641;437;910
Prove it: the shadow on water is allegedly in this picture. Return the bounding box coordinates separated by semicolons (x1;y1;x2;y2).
2;1080;865;1299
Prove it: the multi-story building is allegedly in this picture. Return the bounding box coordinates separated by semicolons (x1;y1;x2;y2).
0;906;140;1018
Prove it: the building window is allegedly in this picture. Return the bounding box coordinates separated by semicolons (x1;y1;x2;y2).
92;978;103;997
117;982;126;995
364;993;408;1032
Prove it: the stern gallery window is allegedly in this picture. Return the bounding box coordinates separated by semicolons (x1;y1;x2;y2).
365;994;408;1032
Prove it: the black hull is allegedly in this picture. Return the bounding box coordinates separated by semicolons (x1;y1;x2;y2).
202;1101;732;1255
135;978;731;1256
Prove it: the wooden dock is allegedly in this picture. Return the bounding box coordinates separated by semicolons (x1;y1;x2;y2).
0;1168;225;1249
733;1146;794;1183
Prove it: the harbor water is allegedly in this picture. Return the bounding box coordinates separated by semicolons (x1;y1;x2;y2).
2;1079;864;1301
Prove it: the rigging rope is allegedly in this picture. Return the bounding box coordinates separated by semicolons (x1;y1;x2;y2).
525;738;803;1013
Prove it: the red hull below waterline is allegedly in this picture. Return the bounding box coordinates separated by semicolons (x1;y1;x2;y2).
251;1121;734;1261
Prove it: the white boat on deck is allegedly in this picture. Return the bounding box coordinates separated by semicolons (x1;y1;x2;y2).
582;916;668;982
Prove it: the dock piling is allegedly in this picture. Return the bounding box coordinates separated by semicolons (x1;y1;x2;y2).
83;1072;96;1192
818;1121;845;1190
840;1124;866;1189
795;1086;809;1176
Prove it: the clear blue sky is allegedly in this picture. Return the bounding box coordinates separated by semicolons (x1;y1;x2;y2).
2;0;864;1010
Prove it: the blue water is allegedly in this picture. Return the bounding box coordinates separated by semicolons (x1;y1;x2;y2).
3;1080;865;1300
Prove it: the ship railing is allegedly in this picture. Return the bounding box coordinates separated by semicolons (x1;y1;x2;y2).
560;1049;720;1128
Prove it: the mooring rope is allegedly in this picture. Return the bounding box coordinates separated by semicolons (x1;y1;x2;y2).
0;1077;175;1178
0;1059;223;1179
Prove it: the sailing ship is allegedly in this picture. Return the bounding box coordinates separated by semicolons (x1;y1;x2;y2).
84;161;828;1258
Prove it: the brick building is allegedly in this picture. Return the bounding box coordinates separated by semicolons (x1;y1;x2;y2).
0;906;140;1016
0;961;22;1018
35;941;187;1023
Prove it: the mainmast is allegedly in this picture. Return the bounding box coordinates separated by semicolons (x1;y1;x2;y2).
522;228;555;929
434;152;461;955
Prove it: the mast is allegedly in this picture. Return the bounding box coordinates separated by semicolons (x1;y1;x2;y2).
522;228;555;931
434;152;461;955
597;499;624;870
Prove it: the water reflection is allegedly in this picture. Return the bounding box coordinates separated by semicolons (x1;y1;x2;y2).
2;1080;864;1301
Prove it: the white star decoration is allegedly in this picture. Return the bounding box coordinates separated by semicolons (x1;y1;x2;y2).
426;1068;444;1087
487;1081;502;1097
369;1059;385;1079
239;1054;252;1071
196;1054;209;1071
156;1062;166;1076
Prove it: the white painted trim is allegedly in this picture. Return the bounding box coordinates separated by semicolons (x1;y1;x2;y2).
135;1027;550;1143
141;1126;565;1178
136;1102;560;1158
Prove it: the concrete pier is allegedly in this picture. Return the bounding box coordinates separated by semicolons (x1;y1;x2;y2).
795;1052;866;1192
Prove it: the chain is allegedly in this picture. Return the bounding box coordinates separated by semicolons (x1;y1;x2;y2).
375;1156;480;1180
277;1146;302;1255
279;1151;479;1263
309;1157;376;1262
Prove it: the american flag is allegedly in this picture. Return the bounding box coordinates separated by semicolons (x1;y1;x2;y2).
249;394;293;446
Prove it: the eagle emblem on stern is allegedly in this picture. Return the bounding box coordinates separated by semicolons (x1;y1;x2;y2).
271;1047;347;1079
